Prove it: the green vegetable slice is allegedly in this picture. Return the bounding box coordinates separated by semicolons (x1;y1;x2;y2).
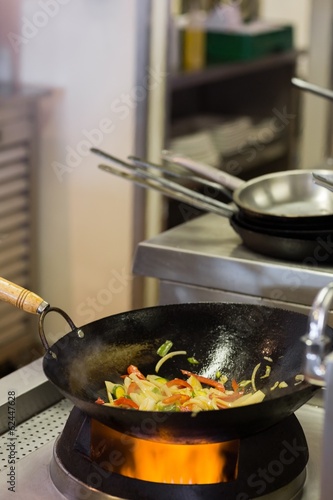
157;340;173;357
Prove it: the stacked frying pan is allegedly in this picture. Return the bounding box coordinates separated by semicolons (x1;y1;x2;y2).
93;78;333;264
92;146;333;263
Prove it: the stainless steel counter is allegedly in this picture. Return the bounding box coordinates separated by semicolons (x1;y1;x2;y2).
133;214;333;312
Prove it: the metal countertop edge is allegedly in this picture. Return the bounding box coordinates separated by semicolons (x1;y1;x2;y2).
0;357;63;434
132;214;333;307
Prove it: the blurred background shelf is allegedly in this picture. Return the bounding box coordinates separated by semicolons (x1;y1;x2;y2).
170;50;299;90
164;41;299;229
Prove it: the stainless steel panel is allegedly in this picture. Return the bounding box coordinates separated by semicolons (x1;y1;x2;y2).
0;309;27;332
0;211;29;232
0;358;63;435
0;245;29;268
0;105;31;124
0;146;28;166
0;119;32;147
133;213;333;307
0;320;27;348
0;162;27;183
0;177;28;198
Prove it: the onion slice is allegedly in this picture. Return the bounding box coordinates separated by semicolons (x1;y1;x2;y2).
251;362;261;392
155;350;187;373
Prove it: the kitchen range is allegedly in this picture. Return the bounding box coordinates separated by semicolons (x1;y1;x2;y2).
0;212;333;499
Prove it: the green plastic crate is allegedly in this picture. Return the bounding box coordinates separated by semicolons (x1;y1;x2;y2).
206;25;293;64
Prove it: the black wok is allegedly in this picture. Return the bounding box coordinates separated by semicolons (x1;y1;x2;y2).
0;277;325;444
161;150;333;228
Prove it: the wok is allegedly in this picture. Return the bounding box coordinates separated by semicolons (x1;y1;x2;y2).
161;150;333;228
0;277;326;443
97;157;333;263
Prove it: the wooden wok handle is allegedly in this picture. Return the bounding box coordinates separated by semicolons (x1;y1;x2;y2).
0;277;49;314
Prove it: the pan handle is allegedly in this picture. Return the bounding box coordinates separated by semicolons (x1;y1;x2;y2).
98;163;236;218
302;282;333;386
128;155;234;201
302;282;333;500
92;148;235;216
292;77;333;101
0;276;49;314
312;172;333;193
161;150;245;191
38;306;82;354
0;276;82;354
92;147;233;200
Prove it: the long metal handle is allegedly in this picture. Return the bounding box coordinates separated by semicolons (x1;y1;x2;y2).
312;172;333;193
98;163;236;218
292;77;333;101
161;150;245;191
93;150;236;218
128;155;234;201
302;282;333;386
0;276;49;314
92;147;234;200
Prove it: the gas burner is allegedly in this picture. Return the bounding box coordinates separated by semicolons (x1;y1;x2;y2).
50;407;308;500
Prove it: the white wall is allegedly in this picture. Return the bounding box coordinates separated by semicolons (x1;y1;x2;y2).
19;0;138;334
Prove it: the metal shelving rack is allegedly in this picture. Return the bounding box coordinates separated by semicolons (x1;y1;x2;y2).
0;84;49;369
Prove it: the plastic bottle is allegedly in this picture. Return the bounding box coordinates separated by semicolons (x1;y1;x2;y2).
183;6;206;71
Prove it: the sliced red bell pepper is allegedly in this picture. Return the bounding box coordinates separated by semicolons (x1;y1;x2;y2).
127;365;145;380
95;396;105;405
127;381;140;394
114;397;139;409
166;378;192;389
180;404;194;412
180;369;225;392
231;378;239;392
162;393;190;405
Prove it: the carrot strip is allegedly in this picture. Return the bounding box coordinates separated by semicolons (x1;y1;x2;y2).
114;397;139;409
231;379;239;392
95;397;105;405
180;369;225;392
162;394;190;405
166;378;192;389
127;365;145;380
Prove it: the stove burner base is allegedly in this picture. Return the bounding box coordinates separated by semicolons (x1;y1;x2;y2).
50;407;308;500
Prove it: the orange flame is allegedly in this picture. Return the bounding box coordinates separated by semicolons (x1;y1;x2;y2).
91;419;239;484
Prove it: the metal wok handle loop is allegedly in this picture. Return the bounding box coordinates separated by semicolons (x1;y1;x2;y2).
38;306;84;354
302;282;333;386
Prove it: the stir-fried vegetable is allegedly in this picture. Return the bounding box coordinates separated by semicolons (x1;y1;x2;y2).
155;350;187;373
95;348;299;412
96;364;266;412
156;340;173;357
187;357;199;365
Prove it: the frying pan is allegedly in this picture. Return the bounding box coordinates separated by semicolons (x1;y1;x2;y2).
0;277;324;444
161;150;333;228
96;157;333;263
